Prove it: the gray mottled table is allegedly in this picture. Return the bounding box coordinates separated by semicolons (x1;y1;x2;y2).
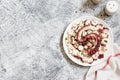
0;0;120;80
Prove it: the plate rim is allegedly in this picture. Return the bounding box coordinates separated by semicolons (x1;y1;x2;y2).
63;15;113;66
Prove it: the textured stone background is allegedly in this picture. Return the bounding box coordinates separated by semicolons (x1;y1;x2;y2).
0;0;120;80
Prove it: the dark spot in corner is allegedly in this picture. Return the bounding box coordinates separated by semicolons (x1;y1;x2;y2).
75;11;77;13
2;68;7;72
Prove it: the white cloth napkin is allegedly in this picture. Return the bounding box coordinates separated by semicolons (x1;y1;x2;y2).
84;43;120;80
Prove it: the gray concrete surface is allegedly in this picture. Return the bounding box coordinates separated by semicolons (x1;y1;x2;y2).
0;0;120;80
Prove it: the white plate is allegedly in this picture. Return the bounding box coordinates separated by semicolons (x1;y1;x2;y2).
63;16;113;66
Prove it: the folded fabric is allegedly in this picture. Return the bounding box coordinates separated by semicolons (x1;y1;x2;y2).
84;43;120;80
